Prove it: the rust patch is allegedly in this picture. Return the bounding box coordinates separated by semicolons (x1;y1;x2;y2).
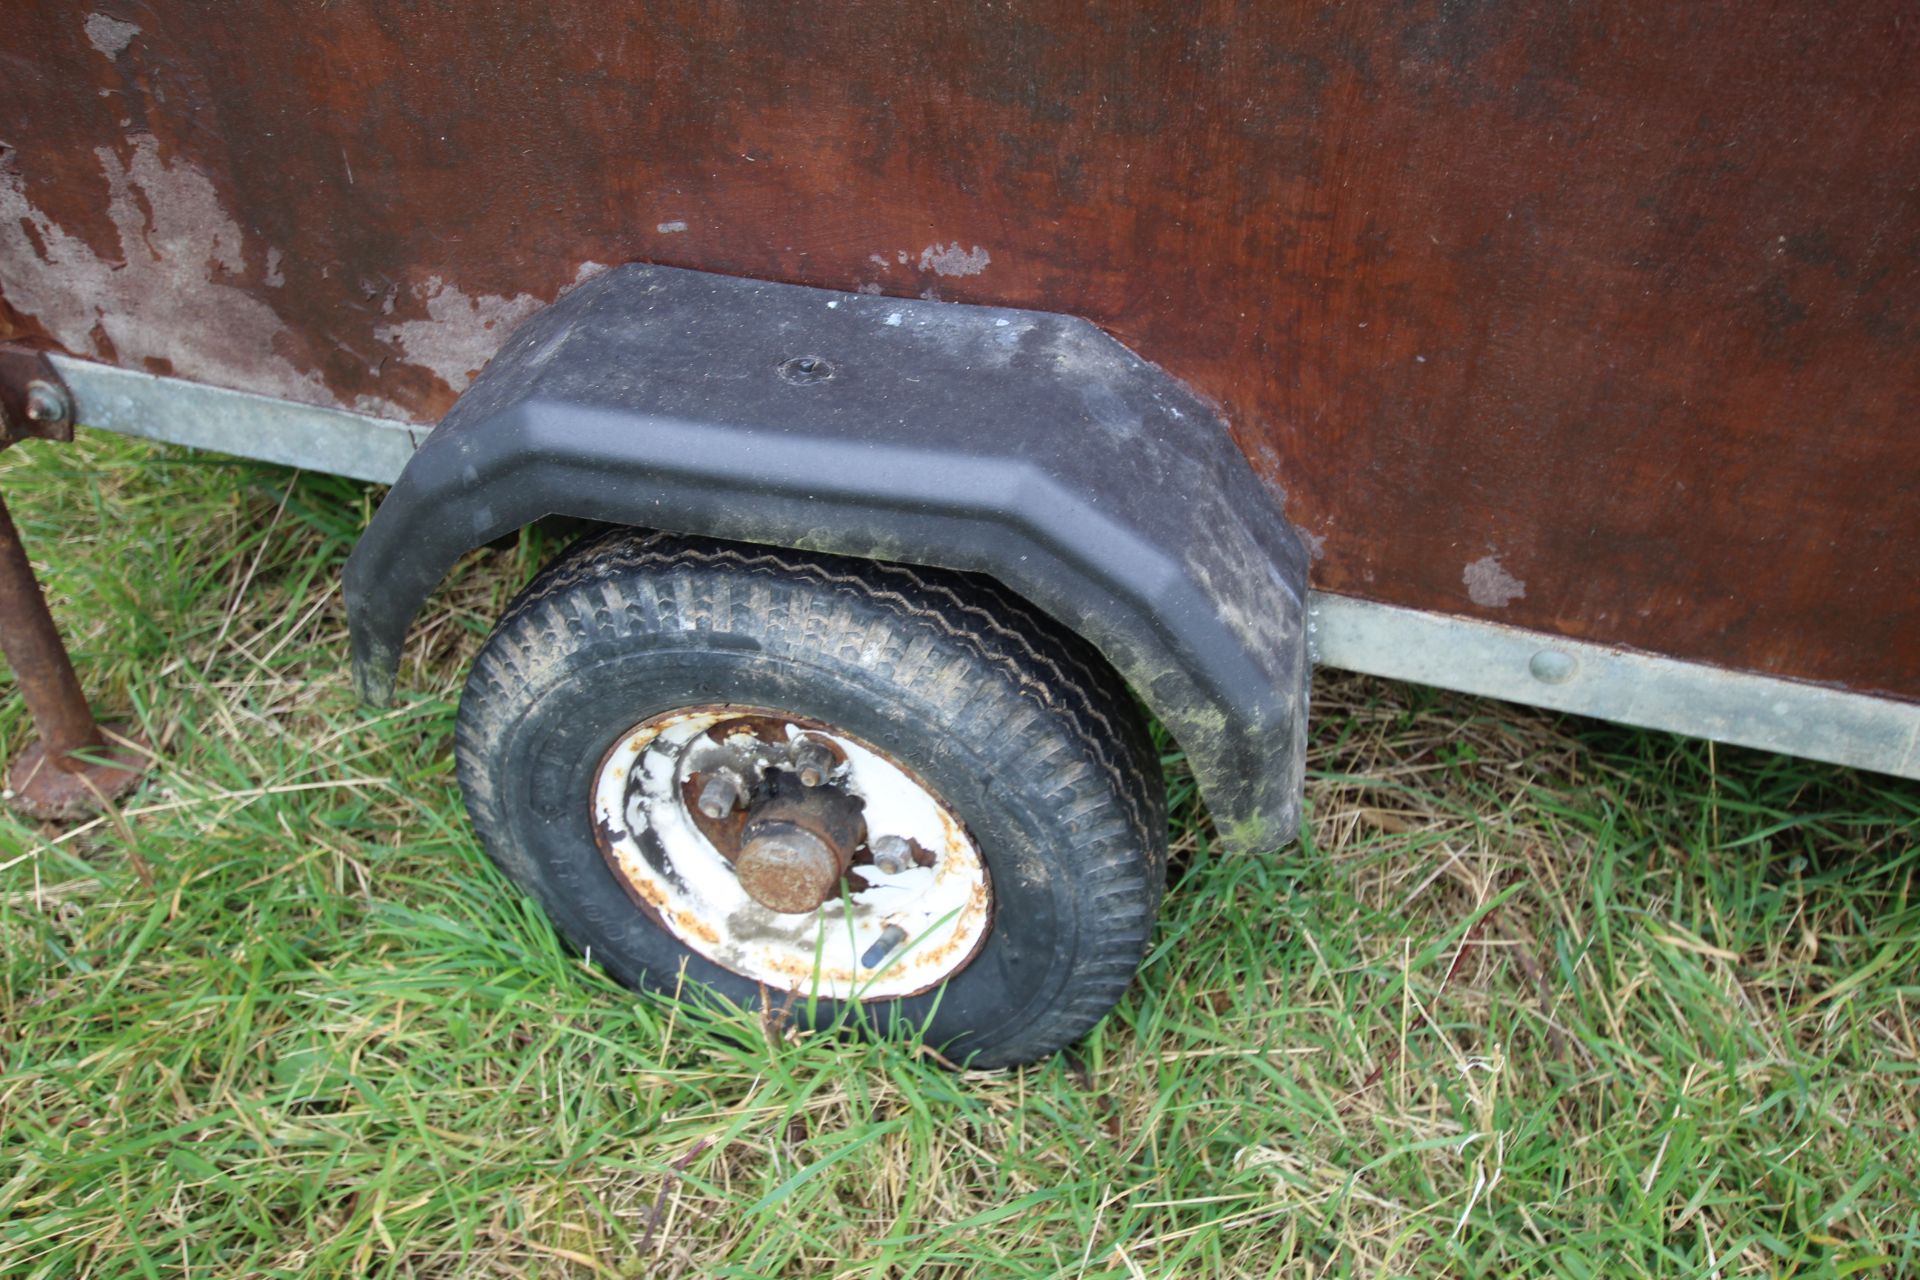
668;907;720;948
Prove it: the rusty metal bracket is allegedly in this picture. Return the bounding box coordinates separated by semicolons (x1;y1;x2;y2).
0;343;150;820
0;344;77;449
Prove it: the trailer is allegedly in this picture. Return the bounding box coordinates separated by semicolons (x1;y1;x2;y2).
2;2;1915;1065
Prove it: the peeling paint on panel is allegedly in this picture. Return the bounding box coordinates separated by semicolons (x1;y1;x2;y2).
919;243;991;277
0;135;337;405
83;13;140;58
1463;554;1526;608
1;1;1915;699
374;261;608;392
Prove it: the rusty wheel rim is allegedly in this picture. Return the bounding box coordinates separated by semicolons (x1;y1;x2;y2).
590;705;993;999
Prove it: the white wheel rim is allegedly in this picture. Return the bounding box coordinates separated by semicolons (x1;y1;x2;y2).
590;706;992;999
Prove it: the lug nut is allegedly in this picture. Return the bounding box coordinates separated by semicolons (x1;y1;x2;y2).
870;834;912;874
792;737;834;787
861;923;908;969
696;769;744;820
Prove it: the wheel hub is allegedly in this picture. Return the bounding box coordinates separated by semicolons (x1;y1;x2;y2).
734;823;841;914
677;719;871;914
590;706;992;999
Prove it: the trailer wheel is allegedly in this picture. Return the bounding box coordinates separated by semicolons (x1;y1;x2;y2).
454;529;1167;1068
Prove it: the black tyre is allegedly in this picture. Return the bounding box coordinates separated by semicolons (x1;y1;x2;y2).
455;529;1167;1068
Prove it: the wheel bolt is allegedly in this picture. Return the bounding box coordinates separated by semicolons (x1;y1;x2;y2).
861;923;908;969
23;380;71;427
792;738;834;787
696;769;744;819
871;834;912;874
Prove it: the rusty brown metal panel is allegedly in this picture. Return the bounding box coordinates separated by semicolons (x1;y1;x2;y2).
3;1;1916;699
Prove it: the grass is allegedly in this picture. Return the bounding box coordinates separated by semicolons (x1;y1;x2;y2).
0;431;1915;1279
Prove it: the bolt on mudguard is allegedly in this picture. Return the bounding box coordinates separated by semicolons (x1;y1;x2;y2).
343;266;1312;852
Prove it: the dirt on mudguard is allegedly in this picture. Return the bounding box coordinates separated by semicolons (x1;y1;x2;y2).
345;266;1311;851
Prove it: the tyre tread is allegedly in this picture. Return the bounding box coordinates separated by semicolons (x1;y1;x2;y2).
457;529;1168;1066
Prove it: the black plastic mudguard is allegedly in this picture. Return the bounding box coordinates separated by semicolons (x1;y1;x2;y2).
344;265;1310;851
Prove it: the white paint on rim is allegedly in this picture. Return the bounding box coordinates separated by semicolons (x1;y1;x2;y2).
592;708;991;1000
